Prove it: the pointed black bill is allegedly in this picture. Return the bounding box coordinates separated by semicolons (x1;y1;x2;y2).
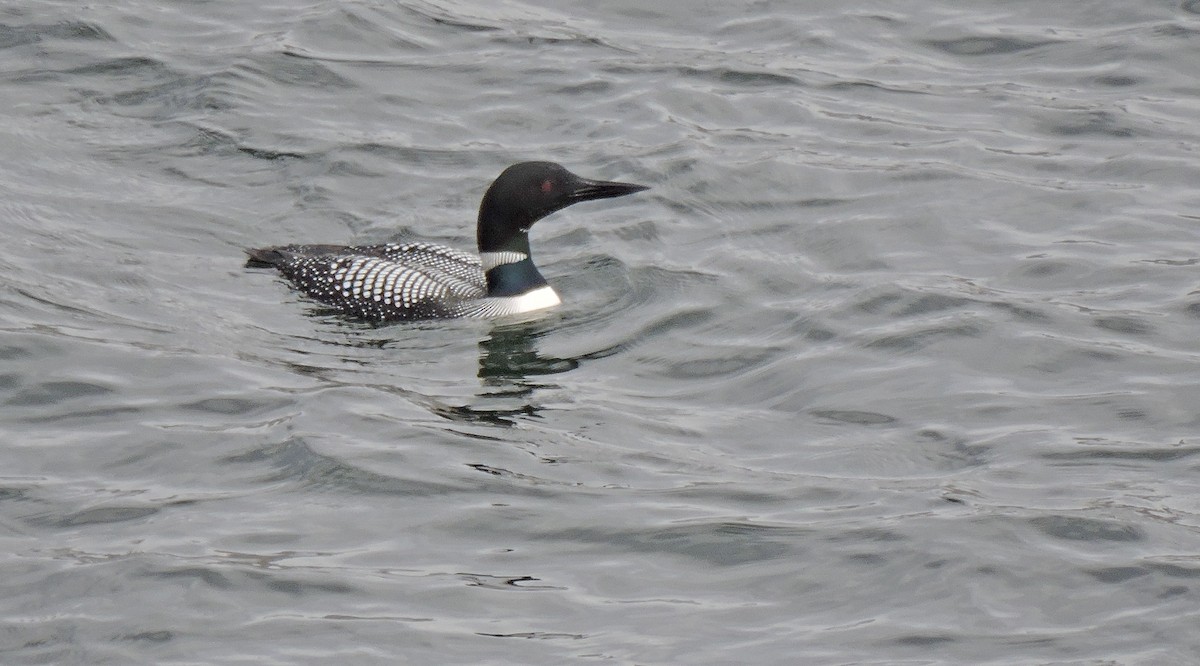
568;178;650;204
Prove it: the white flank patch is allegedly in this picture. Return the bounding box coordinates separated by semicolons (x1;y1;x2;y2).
506;285;561;313
472;285;561;317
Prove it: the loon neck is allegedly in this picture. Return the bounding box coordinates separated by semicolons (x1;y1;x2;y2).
478;231;549;297
484;255;548;297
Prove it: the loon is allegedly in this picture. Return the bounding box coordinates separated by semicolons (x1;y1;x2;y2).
246;161;648;321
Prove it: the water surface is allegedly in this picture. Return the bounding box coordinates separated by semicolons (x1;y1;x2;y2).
3;1;1200;663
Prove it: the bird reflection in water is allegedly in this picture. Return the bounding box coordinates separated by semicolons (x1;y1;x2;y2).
477;320;579;390
424;321;580;427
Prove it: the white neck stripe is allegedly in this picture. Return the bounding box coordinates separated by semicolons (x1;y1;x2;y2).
480;251;529;272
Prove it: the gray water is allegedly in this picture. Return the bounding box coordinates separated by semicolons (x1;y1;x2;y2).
3;1;1200;663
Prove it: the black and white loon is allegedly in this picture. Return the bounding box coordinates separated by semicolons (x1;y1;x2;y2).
246;161;648;321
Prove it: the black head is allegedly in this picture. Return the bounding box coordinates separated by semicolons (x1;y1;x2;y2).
477;161;648;253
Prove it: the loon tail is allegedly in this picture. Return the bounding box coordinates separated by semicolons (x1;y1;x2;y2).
244;246;290;268
246;244;361;267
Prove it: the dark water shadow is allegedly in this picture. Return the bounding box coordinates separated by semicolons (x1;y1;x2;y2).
477;320;579;385
437;317;619;427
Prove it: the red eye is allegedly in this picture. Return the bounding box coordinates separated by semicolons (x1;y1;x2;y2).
541;179;553;193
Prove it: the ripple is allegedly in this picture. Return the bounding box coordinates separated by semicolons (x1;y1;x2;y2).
810;409;898;426
4;379;113;407
0;20;114;50
1039;109;1137;139
1029;515;1146;542
677;66;802;88
220;437;451;496
538;521;803;566
1092;314;1155;336
56;505;160;526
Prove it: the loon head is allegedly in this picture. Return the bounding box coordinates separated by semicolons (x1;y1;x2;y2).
476;161;648;253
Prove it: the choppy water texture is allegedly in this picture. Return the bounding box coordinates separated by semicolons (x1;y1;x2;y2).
3;1;1200;663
